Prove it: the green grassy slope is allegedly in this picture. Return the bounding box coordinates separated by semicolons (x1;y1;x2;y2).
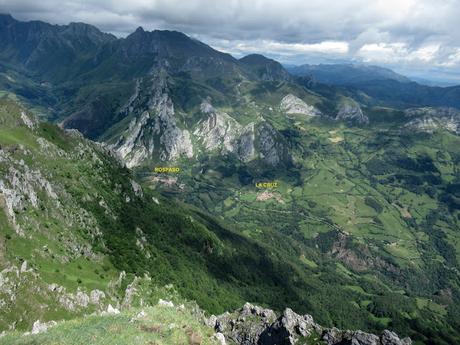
0;304;218;345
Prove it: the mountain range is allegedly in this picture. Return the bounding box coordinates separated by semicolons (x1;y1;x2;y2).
1;14;460;345
287;63;460;109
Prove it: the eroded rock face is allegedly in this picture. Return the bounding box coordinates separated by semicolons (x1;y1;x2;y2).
47;284;106;312
280;94;322;117
194;100;291;167
0;151;58;236
258;308;320;345
256;122;290;166
212;303;277;345
194;100;260;164
322;329;412;345
336;103;369;124
404;107;460;135
20;111;37;130
114;111;155;168
237;123;256;162
211;303;411;345
381;330;412;345
112;71;194;167
194;100;242;152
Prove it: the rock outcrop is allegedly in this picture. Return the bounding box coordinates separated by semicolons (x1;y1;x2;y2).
112;71;194;167
194;100;242;152
236;123;257;162
336;102;369;124
194;100;288;166
256;122;290;166
404;107;460;135
209;303;411;345
280;94;322;117
31;320;57;335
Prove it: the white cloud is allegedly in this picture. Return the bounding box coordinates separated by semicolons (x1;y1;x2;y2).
358;43;408;63
357;42;459;68
265;41;349;55
414;45;440;62
441;48;460;67
211;39;349;57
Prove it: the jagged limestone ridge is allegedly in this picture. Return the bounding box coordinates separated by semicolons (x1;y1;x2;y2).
112;69;193;167
194;99;260;163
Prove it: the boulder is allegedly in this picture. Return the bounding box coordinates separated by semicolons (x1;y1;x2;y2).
31;320;57;335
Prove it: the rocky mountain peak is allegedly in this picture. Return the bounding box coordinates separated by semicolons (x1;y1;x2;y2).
135;26;145;33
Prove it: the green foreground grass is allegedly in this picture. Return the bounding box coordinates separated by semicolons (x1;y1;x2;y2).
0;305;218;345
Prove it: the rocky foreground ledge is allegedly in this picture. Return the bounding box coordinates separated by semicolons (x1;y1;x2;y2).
0;300;412;345
207;302;411;345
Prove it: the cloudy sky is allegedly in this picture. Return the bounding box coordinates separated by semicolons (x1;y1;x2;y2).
1;0;460;85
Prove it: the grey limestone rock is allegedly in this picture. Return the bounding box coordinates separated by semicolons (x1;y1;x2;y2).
336;103;369;124
280;94;322;117
404;107;460;134
214;303;411;345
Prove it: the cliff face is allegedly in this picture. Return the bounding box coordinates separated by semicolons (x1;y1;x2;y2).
194;100;243;153
111;70;193;167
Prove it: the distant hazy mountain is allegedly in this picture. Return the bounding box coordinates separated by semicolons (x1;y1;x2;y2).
288;62;460;108
409;76;460;87
287;63;412;85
